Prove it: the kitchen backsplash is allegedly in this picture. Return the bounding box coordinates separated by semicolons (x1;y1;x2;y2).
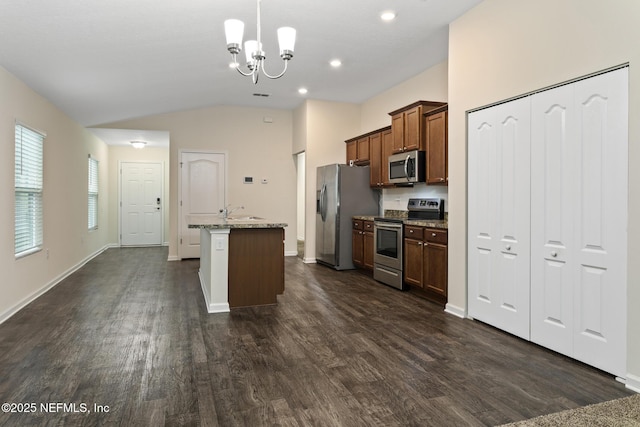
381;185;448;212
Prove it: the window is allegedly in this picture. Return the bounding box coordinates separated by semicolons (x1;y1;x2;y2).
88;156;99;230
15;124;44;257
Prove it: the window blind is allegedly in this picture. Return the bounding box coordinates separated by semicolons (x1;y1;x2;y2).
15;124;44;256
88;157;99;230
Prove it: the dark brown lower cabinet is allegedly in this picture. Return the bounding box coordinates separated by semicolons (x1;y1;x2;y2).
363;229;374;270
228;228;284;308
353;220;374;271
403;226;448;305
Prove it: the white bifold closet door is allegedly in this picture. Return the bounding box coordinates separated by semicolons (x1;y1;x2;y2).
530;68;628;377
468;67;628;377
468;97;531;340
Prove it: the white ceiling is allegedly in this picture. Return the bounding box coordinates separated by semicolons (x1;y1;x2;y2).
0;0;482;132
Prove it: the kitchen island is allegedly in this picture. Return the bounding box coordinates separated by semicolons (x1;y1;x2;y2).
188;215;287;312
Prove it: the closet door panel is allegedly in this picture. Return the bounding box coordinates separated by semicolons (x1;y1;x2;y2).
468;97;531;340
572;68;627;377
530;84;576;356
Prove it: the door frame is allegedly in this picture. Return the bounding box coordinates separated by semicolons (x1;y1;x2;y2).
119;160;165;247
177;149;228;260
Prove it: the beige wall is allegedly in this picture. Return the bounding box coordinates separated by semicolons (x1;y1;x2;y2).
100;106;297;258
107;146;170;245
299;100;361;261
0;66;110;321
448;0;640;384
360;61;449;132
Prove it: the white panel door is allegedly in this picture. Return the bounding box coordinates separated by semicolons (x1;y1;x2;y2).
530;83;576;356
531;68;628;376
121;162;163;246
571;68;628;377
468;97;531;340
179;152;226;259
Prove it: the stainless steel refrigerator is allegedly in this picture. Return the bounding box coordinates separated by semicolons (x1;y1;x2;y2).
316;164;379;270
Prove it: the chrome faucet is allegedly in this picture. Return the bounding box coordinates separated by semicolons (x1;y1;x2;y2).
220;205;244;219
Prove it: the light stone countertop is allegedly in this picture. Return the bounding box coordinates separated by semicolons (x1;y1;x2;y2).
352;215;448;230
187;214;288;229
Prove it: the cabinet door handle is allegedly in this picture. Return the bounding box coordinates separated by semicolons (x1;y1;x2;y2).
505;245;511;251
409;229;414;233
431;233;436;237
551;251;558;258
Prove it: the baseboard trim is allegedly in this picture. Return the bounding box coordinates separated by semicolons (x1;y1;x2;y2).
285;251;298;257
0;244;113;325
444;303;466;319
303;257;317;264
198;271;230;314
626;373;640;393
167;255;180;261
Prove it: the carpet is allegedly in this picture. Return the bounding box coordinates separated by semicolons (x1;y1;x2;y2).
500;394;640;426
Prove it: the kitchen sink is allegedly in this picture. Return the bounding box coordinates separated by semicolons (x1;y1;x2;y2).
226;216;264;221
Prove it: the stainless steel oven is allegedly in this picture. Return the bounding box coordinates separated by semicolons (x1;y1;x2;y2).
373;218;404;289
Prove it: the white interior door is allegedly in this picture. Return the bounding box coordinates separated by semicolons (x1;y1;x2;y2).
531;68;627;376
468;68;627;377
179;151;226;259
530;84;576;356
468;97;531;340
121;162;163;246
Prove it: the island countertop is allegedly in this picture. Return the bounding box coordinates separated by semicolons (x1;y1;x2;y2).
187;214;288;229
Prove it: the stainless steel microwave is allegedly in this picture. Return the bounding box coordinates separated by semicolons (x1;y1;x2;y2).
388;150;426;184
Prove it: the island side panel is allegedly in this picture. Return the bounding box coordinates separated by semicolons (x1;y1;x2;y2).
199;228;230;313
228;228;285;308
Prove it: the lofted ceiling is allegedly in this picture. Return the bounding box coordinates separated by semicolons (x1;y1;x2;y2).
0;0;482;130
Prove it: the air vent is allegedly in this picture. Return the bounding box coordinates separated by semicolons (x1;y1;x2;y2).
252;93;270;97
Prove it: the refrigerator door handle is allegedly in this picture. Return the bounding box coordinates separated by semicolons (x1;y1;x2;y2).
320;184;327;221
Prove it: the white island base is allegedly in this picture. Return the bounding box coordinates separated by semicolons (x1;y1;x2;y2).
198;228;231;313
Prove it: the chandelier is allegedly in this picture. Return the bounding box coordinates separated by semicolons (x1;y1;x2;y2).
224;0;296;84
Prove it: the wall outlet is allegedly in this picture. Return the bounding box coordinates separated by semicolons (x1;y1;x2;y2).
215;237;225;251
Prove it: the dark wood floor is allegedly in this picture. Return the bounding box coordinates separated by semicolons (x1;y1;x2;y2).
0;247;633;426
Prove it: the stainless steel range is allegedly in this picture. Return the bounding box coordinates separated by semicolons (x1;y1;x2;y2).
373;198;445;290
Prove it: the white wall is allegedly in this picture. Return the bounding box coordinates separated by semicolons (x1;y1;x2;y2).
108;146;170;245
296;152;305;241
100;106;297;258
297;100;361;262
448;0;640;387
0;66;110;322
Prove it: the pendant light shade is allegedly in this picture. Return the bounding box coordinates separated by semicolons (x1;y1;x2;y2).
223;0;296;83
277;27;296;59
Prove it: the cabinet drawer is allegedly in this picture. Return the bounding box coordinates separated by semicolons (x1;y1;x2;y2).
363;221;374;232
424;228;447;244
404;225;423;240
352;220;363;230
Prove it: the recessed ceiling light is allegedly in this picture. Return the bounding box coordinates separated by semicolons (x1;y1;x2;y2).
380;11;396;21
329;59;342;68
298;88;308;95
130;140;147;149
